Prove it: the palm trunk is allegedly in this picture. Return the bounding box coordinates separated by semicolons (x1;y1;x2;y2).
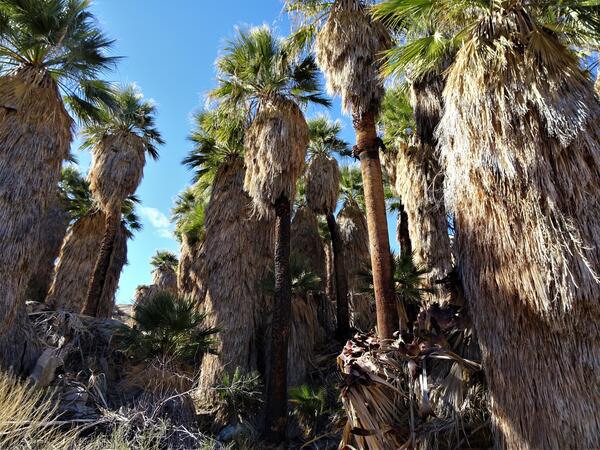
326;213;350;338
264;195;292;444
82;211;119;317
397;201;411;255
0;70;72;374
95;222;128;318
27;199;69;303
354;111;398;339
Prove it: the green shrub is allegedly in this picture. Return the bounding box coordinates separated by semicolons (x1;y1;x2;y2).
120;292;219;362
213;368;263;423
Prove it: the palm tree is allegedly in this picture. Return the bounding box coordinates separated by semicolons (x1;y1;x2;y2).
150;251;179;294
286;0;399;339
46;171;141;313
210;26;329;443
134;250;180;311
0;0;115;373
304;116;351;336
179;106;275;425
81;84;163;318
380;86;452;305
376;1;600;447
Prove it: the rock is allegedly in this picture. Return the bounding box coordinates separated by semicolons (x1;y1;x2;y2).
29;348;62;387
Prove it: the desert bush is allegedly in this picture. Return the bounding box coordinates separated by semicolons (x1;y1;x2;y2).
119;292;219;363
212;368;263;424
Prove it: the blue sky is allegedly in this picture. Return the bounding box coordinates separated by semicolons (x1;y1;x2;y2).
76;1;397;304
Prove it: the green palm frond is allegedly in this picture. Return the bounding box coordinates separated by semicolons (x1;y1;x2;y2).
150;250;178;271
261;255;321;297
121;194;142;237
307;114;350;158
380;85;414;147
80;83;164;159
183;107;245;185
339;165;365;209
171;187;209;245
59;166;94;220
122;292;219;361
0;0;118;122
210;26;330;116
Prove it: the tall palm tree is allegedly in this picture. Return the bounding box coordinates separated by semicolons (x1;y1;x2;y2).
376;1;600;448
304;116;351;336
179;107;274;424
82;84;163;318
287;0;399;339
210;26;329;443
380;86;452;305
0;0;115;373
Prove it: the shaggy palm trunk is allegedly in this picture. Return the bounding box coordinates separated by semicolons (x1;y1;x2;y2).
439;12;600;447
27;199;69;302
95;223;128;318
264;195;292;444
0;69;72;374
326;213;350;337
399;77;453;305
46;212;105;312
83;211;119;316
354;111;398;338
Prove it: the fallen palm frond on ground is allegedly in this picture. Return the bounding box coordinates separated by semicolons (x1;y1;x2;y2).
338;305;491;450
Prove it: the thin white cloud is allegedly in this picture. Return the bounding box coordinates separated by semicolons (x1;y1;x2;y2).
139;206;175;239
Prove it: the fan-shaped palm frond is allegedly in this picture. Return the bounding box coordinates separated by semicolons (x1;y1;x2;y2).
210;25;330;116
339;165;365;209
81;83;163;159
150;250;178;271
0;0;118;122
307;114;350;158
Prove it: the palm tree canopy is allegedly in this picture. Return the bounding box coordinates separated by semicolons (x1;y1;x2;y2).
307;115;350;158
287;0;390;117
373;0;600;80
212;26;328;215
0;0;118;121
210;26;330;115
304;115;347;214
339;165;365;209
183;107;245;189
81;83;163;159
150;250;179;271
172;187;209;245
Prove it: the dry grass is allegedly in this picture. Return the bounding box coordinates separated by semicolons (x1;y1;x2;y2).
438;6;600;448
0;67;73;373
244;99;309;217
196;157;274;413
0;371;80;449
305;153;340;215
315;0;390;117
89;132;146;213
